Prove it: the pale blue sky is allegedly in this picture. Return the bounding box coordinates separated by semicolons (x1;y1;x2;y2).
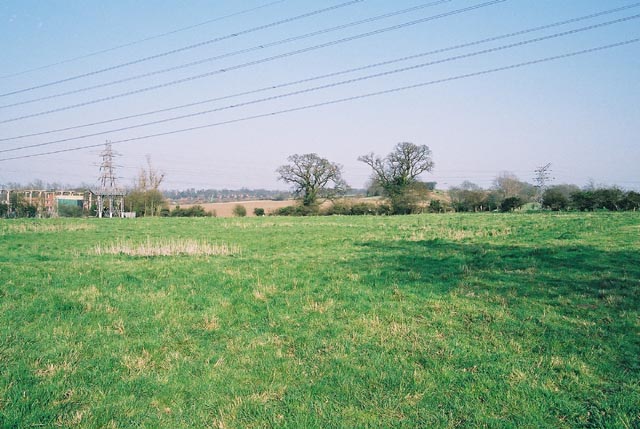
1;0;638;190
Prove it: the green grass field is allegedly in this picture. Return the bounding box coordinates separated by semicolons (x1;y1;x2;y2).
1;213;638;428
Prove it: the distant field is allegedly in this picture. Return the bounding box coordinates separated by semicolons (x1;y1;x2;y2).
1;213;639;428
172;200;295;217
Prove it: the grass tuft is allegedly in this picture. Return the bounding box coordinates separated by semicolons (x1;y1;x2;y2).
93;238;239;256
0;221;94;234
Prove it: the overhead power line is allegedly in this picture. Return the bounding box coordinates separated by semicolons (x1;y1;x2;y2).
0;1;287;80
0;0;454;107
0;0;364;98
1;38;636;162
0;0;507;123
3;15;637;155
1;2;636;143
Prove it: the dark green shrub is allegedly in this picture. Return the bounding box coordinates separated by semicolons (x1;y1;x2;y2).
272;206;294;216
324;201;350;216
542;188;570;211
324;201;380;216
18;204;38;218
350;202;378;215
58;204;83;218
620;191;640;211
375;204;393;216
570;190;597;211
171;205;212;217
593;188;624;211
571;188;624;211
428;199;444;213
500;196;524;212
272;205;316;216
232;204;247;217
253;207;265;216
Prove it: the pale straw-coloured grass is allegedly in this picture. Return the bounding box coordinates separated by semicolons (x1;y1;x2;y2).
0;222;94;234
94;238;239;257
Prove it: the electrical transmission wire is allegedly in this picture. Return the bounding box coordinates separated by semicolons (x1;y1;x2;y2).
0;0;454;108
0;0;507;123
0;0;364;98
3;14;637;155
1;38;636;162
1;2;636;143
0;1;288;80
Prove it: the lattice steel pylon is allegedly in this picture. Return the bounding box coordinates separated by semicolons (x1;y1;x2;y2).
95;141;125;218
534;163;553;204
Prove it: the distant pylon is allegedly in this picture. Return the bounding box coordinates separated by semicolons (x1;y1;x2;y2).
99;141;118;190
95;141;124;218
534;163;553;204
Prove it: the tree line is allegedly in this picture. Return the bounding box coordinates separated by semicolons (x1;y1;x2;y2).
276;142;437;215
2;142;638;218
274;142;639;215
164;188;292;203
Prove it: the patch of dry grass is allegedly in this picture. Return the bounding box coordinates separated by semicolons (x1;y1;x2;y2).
0;222;94;234
399;224;513;241
122;349;153;375
201;315;220;331
93;238;239;257
34;357;76;378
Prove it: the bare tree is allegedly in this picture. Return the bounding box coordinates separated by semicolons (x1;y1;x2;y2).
359;142;434;213
449;181;487;212
276;153;347;208
136;155;165;191
129;155;167;216
493;172;523;199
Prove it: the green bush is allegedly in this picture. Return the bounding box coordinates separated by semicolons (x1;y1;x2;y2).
171;205;212;217
13;204;38;218
232;204;247;217
324;201;352;216
253;208;265;216
500;196;524;212
570;188;627;211
428;199;445;213
125;189;168;217
542;188;570;211
58;204;84;218
620;191;640;211
272;205;317;216
324;200;382;216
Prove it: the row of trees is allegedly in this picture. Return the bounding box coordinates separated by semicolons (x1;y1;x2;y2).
441;180;640;213
276;143;639;214
3;143;638;217
542;185;640;211
448;174;537;213
277;142;436;215
164;188;291;203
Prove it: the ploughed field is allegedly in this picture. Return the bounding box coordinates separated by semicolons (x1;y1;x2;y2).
171;200;294;217
0;213;638;428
